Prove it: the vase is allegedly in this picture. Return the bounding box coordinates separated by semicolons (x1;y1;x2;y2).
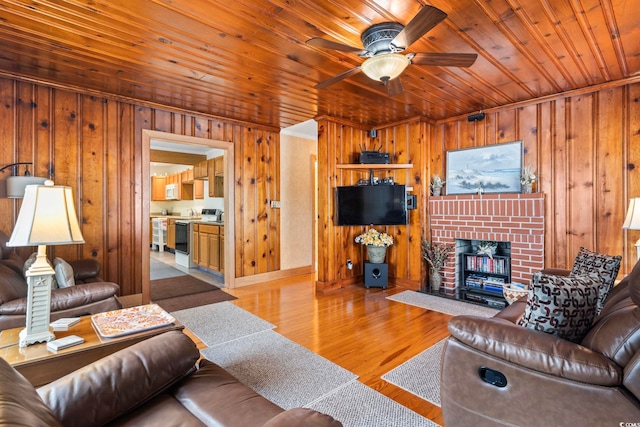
432;187;441;196
522;182;532;194
366;245;387;264
429;268;442;292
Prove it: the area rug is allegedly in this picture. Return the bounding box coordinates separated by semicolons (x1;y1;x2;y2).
151;275;237;312
151;274;222;300
172;301;275;347
201;329;358;410
387;290;498;317
381;338;447;407
150;258;186;280
307;381;440;427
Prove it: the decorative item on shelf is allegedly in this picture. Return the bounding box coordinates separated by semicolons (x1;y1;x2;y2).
7;181;85;347
421;239;453;292
430;174;445;196
521;164;536;194
355;228;393;264
477;241;498;259
622;197;640;260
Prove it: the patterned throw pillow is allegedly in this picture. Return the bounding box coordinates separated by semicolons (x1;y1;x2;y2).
570;247;621;314
518;272;601;343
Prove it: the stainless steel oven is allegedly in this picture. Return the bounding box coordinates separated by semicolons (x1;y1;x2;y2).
175;221;190;254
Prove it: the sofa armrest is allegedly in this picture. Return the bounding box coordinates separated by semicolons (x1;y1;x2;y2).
540;267;571;276
66;259;101;281
49;282;120;312
37;331;199;427
262;408;343;427
448;315;622;386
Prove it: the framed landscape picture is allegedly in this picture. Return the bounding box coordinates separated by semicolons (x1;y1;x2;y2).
446;141;522;195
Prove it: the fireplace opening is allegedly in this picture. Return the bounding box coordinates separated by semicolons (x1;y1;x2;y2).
456;239;511;309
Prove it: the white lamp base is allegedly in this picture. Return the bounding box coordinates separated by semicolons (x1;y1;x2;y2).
19;246;55;348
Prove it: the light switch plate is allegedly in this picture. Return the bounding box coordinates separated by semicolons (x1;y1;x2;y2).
270;200;281;208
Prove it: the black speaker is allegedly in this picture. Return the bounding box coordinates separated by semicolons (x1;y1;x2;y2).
468;112;486;122
364;262;388;289
406;194;417;210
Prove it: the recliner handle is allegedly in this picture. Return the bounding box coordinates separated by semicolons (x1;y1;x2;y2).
478;366;507;387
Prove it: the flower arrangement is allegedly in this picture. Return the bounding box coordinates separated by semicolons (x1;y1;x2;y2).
430;174;445;189
421;239;453;270
477;241;498;258
521;165;537;185
355;228;394;247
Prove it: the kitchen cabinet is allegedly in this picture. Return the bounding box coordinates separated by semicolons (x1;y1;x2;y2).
220;227;224;273
181;169;194;183
194;160;208;179
208;156;224;197
166;219;176;250
192;223;222;272
192;224;200;263
194;179;204;199
151;176;167;201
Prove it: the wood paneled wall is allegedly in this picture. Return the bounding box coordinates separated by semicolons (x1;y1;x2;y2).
0;78;280;296
434;82;640;276
317;82;640;289
316;117;430;291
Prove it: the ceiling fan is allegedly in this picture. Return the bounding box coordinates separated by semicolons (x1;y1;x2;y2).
307;5;477;97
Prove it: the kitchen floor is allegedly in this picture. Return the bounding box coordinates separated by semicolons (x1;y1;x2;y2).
150;250;225;287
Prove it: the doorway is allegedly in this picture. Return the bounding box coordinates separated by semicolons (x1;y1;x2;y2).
142;130;235;305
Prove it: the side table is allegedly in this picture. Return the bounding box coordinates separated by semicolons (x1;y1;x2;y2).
0;315;184;387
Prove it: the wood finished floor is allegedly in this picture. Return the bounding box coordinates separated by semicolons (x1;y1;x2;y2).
218;274;450;426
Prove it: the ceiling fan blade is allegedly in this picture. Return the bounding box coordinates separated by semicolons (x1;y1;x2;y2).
306;37;366;54
411;52;478;67
391;5;447;50
386;78;404;97
315;67;362;89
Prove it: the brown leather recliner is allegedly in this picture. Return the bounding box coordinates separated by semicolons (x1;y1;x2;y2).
441;261;640;426
0;231;121;330
0;330;343;427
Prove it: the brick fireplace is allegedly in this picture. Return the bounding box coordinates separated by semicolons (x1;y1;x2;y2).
428;193;545;296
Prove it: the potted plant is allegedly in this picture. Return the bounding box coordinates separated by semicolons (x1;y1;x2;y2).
430;174;445;196
521;165;536;193
355;228;394;264
421;239;453;292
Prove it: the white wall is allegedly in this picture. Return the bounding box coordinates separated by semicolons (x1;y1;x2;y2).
280;124;317;270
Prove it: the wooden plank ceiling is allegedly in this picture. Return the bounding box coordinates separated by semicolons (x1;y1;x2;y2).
0;0;637;129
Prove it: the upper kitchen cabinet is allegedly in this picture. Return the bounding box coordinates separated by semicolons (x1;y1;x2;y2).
194;179;204;199
182;169;194;183
151;176;167;201
208;156;224;198
194;160;208;180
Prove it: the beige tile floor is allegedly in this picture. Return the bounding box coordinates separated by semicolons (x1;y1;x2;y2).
150;250;225;287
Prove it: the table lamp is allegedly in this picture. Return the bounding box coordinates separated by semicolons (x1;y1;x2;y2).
622;197;640;260
6;181;84;347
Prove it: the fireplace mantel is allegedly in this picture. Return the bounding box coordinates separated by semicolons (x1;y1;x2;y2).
428;193;545;296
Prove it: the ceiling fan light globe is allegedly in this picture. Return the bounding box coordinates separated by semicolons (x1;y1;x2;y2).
361;53;410;82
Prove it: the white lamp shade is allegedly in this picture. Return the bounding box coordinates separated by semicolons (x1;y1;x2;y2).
7;182;84;246
622;198;640;230
6;176;48;198
361;53;410;82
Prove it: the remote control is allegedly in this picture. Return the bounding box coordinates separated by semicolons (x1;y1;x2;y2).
46;335;84;352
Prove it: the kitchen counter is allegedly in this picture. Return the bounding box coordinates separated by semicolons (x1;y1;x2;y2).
150;214;202;220
194;220;224;226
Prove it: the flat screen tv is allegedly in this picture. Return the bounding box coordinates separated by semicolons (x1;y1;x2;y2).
336;185;407;226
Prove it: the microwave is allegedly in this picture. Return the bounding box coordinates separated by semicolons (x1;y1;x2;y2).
165;183;179;200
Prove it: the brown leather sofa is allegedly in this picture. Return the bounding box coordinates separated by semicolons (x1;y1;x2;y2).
0;231;121;330
0;330;343;427
441;262;640;426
